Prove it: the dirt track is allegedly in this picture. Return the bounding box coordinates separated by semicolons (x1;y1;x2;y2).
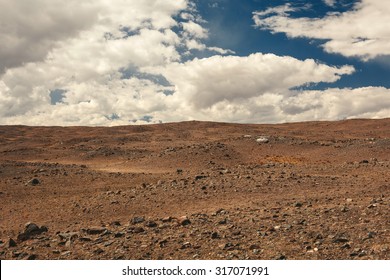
0;119;389;260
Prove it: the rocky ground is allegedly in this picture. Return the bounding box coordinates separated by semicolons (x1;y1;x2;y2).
0;119;389;260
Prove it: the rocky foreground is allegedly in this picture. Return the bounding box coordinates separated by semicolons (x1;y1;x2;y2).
0;119;389;260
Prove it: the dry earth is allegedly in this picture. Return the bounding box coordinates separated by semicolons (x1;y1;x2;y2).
0;119;389;260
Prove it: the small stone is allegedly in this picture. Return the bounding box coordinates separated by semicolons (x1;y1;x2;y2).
211;232;220;239
79;237;92;242
178;216;191;226
359;160;369;164
27;254;37;260
249;244;260;250
180;242;191;249
145;221;158;228
58;232;79;240
367;232;376;239
8;238;17;247
159;239;168;248
129;227;145;233
341;243;351;249
333;236;349;243
162;217;173;223
346;198;353;203
256;137;269;143
94;248;104;254
358;250;367;257
17;223;48;241
65;240;72;248
131;217;145;224
275;254;287;260
104;241;114;247
294;202;303;208
26;178;40;186
25;223;40;234
114;232;125;238
195;175;207;181
84;227;106;235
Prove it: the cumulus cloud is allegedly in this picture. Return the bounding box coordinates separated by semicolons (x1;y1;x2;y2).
0;0;101;73
152;53;354;109
253;0;390;60
0;0;205;124
0;0;389;126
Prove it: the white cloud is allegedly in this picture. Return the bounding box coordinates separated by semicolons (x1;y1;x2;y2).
152;53;354;109
253;0;390;60
0;0;205;124
323;0;336;7
0;0;389;126
182;21;208;39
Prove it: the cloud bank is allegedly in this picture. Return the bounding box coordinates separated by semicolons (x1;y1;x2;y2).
253;0;390;60
0;0;389;125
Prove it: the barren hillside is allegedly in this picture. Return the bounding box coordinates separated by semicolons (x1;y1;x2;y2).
0;119;389;260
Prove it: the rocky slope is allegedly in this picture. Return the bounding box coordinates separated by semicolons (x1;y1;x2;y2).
0;119;389;260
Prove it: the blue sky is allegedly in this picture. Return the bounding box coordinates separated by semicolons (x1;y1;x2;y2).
0;0;389;125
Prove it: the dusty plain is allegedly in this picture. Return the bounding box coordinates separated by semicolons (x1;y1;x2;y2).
0;119;389;260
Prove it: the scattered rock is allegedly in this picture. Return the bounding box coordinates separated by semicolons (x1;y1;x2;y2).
145;221;158;228
162;217;173;223
114;232;125;238
84;227;106;235
195;175;208;181
27;254;38;260
275;254;287;260
294;202;303;208
79;237;92;242
17;223;48;241
332;235;350;243
178;216;191;226
26;178;40;186
94;248;104;255
129;227;145;234
131;217;145;224
211;232;220;239
256;137;269;143
58;232;79;240
180;242;192;249
220;243;237;251
249;244;260;250
8;238;17;248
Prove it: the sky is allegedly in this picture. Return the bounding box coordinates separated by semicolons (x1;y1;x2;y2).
0;0;389;126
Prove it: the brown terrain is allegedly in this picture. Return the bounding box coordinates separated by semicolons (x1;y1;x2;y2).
0;119;389;260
